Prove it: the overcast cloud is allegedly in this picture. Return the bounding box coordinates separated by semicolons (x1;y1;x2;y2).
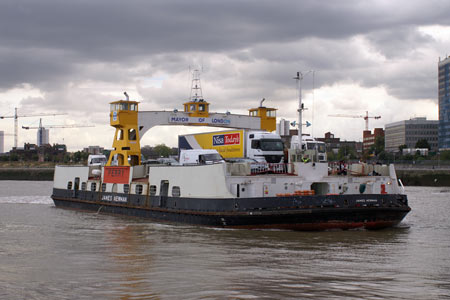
1;0;449;151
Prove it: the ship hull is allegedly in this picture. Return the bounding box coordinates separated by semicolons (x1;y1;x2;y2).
51;188;410;231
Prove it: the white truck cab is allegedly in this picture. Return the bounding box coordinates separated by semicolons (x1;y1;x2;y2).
247;131;284;163
179;149;225;165
290;136;327;162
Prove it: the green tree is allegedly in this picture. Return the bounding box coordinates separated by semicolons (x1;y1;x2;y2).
327;151;337;161
140;145;153;159
440;150;450;161
415;139;431;150
398;144;407;152
72;151;82;163
371;136;385;156
63;154;71;163
153;144;172;157
337;145;356;160
377;150;388;161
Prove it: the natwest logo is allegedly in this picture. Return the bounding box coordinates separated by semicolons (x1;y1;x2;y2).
213;133;240;146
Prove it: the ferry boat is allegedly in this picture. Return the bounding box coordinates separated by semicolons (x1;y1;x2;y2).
51;94;410;231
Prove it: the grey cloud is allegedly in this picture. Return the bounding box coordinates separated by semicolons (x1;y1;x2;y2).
1;0;448;102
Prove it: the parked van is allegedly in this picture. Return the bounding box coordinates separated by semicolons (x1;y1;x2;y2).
179;149;224;165
87;154;107;166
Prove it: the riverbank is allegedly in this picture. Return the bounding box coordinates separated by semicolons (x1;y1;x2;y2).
0;162;58;181
396;169;450;187
0;168;55;181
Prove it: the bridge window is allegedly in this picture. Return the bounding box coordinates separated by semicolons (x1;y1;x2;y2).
124;184;130;194
91;182;97;192
102;183;106;192
120;103;129;110
67;181;72;190
130;103;137;111
267;110;276;117
190;104;196;111
199;104;205;111
81;182;87;191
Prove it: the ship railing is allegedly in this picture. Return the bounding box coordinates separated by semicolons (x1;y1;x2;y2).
328;162;391;176
328;162;348;175
250;163;294;175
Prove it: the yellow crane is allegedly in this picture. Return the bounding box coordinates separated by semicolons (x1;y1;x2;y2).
328;111;381;131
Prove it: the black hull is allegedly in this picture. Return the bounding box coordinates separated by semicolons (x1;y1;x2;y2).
51;188;410;231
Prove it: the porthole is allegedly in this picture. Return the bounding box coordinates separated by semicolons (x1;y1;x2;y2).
150;185;157;196
135;184;143;195
172;186;181;197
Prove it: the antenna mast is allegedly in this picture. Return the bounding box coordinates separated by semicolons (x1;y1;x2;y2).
190;69;204;102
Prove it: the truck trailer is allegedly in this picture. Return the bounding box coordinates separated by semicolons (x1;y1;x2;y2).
178;129;284;163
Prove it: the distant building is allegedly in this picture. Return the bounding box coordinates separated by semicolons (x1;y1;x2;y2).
363;128;384;152
385;117;438;152
83;146;105;155
438;56;450;150
316;132;363;154
37;127;49;146
402;148;429;156
10;143;67;161
0;131;4;153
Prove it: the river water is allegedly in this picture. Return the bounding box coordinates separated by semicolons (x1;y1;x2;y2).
0;181;449;300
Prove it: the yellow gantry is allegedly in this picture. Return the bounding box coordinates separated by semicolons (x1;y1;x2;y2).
248;106;277;132
106;99;142;166
183;99;276;131
183;100;210;117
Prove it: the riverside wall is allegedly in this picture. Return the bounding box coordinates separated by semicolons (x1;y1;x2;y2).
396;169;450;187
0;168;54;181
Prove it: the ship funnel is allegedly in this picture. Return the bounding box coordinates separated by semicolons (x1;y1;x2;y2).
260;98;265;107
124;91;129;101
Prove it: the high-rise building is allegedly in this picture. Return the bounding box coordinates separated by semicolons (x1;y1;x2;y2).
438;56;450;150
385;117;438;152
37;127;49;146
0;131;4;153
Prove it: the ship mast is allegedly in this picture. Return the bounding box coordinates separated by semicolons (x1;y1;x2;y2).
190;68;204;102
293;71;313;150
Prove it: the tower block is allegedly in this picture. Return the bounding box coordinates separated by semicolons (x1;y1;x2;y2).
106;99;141;166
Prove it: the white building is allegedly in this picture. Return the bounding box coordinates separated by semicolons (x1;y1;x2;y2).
37;127;49;146
385;117;439;152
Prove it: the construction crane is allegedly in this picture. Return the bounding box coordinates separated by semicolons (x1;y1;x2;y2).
22;118;95;146
328;111;381;131
0;107;66;148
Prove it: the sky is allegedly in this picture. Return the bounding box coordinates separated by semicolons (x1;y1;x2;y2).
1;0;450;152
